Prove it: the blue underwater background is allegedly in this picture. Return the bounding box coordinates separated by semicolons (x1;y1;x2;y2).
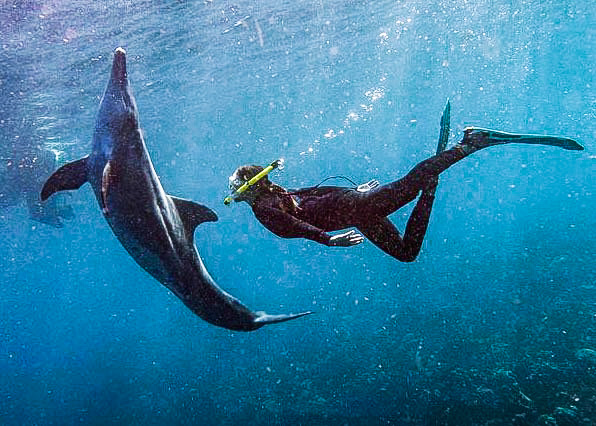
1;1;594;424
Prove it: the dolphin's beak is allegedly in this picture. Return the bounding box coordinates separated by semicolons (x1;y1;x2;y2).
111;47;127;87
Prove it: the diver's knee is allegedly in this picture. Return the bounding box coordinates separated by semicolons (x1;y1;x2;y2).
395;252;418;263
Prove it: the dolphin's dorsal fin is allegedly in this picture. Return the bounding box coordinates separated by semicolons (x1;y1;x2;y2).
170;196;218;237
41;156;89;201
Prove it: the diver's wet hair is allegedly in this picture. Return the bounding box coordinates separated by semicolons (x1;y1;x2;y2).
234;164;289;198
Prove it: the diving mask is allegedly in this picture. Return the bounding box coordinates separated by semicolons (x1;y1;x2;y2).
224;158;284;205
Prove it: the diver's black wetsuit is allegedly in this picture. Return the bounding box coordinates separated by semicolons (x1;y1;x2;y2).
246;125;582;262
251;139;481;262
249;126;583;261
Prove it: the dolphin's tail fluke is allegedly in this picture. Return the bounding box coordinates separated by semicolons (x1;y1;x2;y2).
463;127;584;151
254;311;313;326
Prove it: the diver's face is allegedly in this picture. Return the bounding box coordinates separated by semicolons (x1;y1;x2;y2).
227;169;251;203
228;170;243;192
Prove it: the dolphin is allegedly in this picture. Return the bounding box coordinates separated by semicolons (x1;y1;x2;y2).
41;47;311;331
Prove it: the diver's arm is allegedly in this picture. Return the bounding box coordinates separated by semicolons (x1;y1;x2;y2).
252;205;333;246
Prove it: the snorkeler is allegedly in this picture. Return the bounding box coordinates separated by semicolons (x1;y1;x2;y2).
224;107;583;262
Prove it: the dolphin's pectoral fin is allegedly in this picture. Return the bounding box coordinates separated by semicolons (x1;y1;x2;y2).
170;195;218;237
41;156;89;201
101;162;114;215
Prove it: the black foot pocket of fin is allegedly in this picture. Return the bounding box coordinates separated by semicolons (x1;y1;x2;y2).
41;156;89;201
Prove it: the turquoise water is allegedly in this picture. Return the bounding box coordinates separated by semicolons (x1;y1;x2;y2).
1;1;594;424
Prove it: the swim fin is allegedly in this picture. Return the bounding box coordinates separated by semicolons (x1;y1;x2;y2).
436;99;450;154
463;127;584;151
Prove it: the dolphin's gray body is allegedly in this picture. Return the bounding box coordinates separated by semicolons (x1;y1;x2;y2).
42;48;310;331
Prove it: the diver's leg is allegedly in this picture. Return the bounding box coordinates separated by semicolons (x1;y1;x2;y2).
364;126;581;218
359;136;458;218
356;187;436;262
413;125;583;179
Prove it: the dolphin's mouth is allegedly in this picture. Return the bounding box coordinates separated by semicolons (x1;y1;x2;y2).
110;47;127;86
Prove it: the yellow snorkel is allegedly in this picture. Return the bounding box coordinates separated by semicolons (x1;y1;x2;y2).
224;158;285;205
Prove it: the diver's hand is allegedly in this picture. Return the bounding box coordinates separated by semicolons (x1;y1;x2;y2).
328;230;364;247
356;179;379;193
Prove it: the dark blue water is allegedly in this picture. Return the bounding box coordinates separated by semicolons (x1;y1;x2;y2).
1;1;594;424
